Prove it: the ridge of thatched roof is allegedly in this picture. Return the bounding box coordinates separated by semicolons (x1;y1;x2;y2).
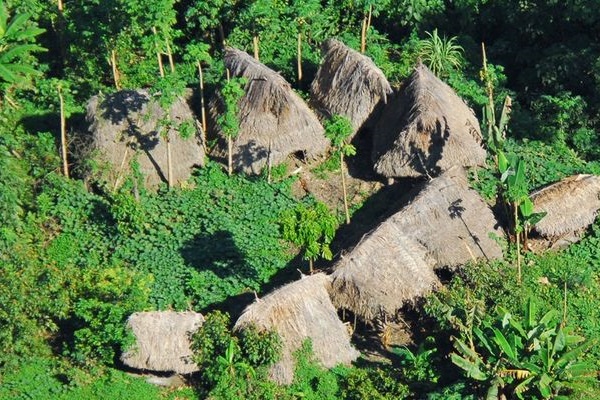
310;38;392;137
85;89;205;188
234;273;359;384
330;225;440;321
391;166;504;267
209;47;328;174
372;63;485;178
531;174;600;237
121;311;204;374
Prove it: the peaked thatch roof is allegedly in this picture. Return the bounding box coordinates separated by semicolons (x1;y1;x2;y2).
310;39;392;137
331;225;440;322
372;63;485;178
234;273;359;384
530;174;600;237
209;47;328;174
85;89;205;188
391;166;504;267
121;311;204;374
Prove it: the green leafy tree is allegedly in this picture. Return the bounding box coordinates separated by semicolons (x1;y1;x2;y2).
0;2;45;104
217;75;246;175
324;115;356;224
280;201;338;274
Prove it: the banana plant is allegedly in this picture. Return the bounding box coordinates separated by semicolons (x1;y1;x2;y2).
451;298;594;399
0;2;46;102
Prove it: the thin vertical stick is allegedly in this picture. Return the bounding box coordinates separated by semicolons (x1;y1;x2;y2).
515;203;521;285
267;138;272;183
341;152;350;224
197;61;207;136
226;68;233;176
297;32;303;84
152;27;165;78
360;15;367;53
111;49;121;90
58;86;69;178
165;38;175;73
253;36;260;61
166;131;173;188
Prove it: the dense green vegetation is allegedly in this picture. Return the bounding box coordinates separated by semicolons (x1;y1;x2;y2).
2;0;600;398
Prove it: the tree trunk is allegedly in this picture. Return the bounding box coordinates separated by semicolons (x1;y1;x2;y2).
58;86;69;178
360;16;367;53
56;0;66;65
227;135;233;176
166;38;175;73
514;203;521;284
152;27;165;78
253;35;260;61
218;23;226;48
297;32;303;85
197;61;207;141
166;130;173;188
111;49;121;90
341;152;350;224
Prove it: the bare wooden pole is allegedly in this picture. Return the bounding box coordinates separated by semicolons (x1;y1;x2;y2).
152;27;165;78
341;152;350;224
166;130;173;188
226;68;233;176
58;86;69;178
253;36;260;61
297;32;303;84
165;38;175;73
197;61;207;143
110;49;121;90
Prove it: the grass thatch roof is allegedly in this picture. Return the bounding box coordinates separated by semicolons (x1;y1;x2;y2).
310;39;392;137
121;311;204;374
85;89;205;188
234;273;359;384
531;174;600;237
391;166;504;267
331;224;440;321
209;47;328;174
372;63;485;178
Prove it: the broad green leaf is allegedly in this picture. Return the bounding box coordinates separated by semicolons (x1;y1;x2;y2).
492;327;516;361
519;196;535;218
498;150;509;173
450;353;487;381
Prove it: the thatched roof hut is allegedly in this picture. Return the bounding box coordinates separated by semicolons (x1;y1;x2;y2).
331;225;440;321
530;174;600;238
310;39;392;138
391;166;504;267
372;63;485;179
234;273;359;384
121;311;204;374
210;47;328;174
85;89;204;188
391;167;504;267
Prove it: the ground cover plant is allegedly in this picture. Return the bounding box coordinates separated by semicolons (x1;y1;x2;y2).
2;0;600;398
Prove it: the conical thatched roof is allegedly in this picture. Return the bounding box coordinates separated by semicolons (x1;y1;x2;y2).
234;273;359;384
209;47;328;174
85;89;204;188
392;166;504;267
121;311;204;374
372;63;485;178
531;174;600;237
310;39;392;137
331;224;440;322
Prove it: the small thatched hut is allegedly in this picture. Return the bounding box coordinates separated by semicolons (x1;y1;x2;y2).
391;166;504;267
331;225;440;322
530;174;600;238
234;273;359;384
85;89;204;188
310;39;392;138
372;63;485;179
121;311;204;374
210;48;328;174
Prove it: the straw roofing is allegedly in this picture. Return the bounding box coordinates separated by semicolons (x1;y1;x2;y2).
372;63;485;178
331;224;440;321
234;273;359;384
391;166;504;267
310;39;392;137
121;311;204;374
85;89;205;188
530;174;600;237
210;47;328;174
